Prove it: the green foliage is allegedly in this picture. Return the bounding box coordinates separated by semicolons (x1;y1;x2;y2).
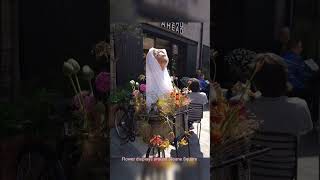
108;86;131;104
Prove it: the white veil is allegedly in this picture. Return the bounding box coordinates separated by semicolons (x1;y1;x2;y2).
146;47;173;110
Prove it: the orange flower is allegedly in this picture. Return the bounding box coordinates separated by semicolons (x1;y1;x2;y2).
150;135;163;147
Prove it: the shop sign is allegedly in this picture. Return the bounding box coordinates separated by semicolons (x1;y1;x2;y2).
160;22;184;34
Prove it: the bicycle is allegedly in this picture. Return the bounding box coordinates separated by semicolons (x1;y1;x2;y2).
16;99;80;180
114;99;137;142
16;142;66;180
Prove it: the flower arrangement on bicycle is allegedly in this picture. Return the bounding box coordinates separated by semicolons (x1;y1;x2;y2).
127;75;192;151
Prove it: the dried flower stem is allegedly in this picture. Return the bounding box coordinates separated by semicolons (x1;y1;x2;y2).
69;76;83;109
74;75;89;129
88;80;94;96
239;63;259;102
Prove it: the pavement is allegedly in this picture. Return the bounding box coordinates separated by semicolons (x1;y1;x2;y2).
298;128;320;180
297;96;320;180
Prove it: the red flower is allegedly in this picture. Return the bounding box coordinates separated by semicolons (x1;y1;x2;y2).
150;135;163;147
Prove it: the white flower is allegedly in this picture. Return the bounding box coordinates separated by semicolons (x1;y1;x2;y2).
67;58;80;73
138;74;146;81
135;82;139;86
63;62;74;76
171;76;174;82
82;65;94;80
130;80;135;85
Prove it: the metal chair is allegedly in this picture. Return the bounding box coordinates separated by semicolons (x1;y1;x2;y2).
250;131;299;180
188;103;204;140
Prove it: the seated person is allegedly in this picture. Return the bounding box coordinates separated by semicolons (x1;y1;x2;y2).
187;79;208;129
282;39;313;96
247;53;313;135
198;73;210;97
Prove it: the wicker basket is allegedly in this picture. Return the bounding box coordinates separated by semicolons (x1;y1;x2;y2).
148;106;187;140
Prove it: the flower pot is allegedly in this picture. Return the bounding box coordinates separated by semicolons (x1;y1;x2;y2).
81;136;106;161
75;136;107;180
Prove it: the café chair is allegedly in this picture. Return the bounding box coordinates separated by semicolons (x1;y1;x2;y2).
188;103;204;140
250;131;299;180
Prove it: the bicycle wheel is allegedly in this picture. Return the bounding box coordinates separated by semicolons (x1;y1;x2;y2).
16;145;66;180
114;107;129;140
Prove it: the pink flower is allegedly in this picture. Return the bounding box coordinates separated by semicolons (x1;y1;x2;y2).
73;91;96;113
132;90;140;97
95;72;110;93
140;84;146;92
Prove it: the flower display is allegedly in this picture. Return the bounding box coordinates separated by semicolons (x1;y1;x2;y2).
211;75;260;146
211;94;258;145
149;135;170;150
95;72;110;93
127;76;147;116
73;91;96;113
63;59;107;140
224;48;257;81
125;75;191;151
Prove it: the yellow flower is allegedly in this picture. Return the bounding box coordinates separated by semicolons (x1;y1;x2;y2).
159;139;170;149
179;137;188;146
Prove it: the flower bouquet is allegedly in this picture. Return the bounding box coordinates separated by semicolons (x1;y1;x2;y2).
63;59;109;162
211;61;263;162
